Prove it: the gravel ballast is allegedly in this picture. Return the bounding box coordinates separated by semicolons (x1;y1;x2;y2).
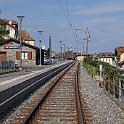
79;65;124;124
1;63;124;124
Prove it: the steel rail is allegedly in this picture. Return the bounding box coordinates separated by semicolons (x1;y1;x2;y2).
75;63;85;124
22;62;75;124
0;63;69;106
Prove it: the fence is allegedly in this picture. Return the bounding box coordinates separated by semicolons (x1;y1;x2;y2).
103;73;124;109
0;60;15;74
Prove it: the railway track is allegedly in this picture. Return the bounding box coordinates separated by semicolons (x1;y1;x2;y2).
10;62;88;124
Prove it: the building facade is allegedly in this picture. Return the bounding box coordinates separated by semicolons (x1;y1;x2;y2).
115;46;124;69
18;30;35;46
0;38;44;66
97;52;116;67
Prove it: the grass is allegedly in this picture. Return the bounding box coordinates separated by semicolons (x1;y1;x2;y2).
86;64;98;77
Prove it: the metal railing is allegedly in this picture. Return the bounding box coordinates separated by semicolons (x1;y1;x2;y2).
103;73;124;108
0;60;15;74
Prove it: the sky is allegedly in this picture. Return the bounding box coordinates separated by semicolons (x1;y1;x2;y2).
0;0;124;54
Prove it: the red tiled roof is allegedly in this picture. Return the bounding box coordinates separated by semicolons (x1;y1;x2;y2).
115;46;124;56
18;30;34;41
118;60;124;65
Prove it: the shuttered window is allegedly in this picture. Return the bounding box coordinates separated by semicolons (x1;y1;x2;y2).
28;51;32;60
0;52;7;61
16;51;20;60
16;51;32;60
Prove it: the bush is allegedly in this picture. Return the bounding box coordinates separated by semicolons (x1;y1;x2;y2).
86;64;98;77
84;58;121;77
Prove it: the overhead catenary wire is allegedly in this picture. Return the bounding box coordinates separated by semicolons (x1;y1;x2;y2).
56;0;74;30
66;0;70;21
56;0;82;52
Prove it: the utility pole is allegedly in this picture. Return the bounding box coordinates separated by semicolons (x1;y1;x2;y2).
59;41;62;58
75;27;91;57
86;27;89;55
84;27;91;58
49;36;52;58
38;30;43;65
63;44;66;60
17;16;25;70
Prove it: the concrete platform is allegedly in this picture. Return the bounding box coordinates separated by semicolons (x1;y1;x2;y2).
0;63;66;92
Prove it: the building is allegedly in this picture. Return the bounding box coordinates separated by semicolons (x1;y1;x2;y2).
115;46;124;57
0;38;44;66
115;46;124;69
0;19;34;46
0;19;18;39
97;52;116;67
115;46;124;62
18;30;35;46
0;19;46;65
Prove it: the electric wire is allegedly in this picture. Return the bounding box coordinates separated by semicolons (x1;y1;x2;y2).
56;0;82;52
56;0;74;30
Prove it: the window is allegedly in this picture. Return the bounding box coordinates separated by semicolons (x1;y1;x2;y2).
16;51;32;60
21;52;28;60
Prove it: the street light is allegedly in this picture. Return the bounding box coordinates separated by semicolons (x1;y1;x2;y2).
17;16;25;69
38;30;43;65
59;41;62;58
63;44;66;60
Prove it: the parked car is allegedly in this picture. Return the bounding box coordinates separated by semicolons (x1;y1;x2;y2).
44;57;54;65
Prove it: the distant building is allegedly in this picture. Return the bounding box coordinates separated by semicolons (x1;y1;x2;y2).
18;30;35;46
97;52;116;67
75;53;86;61
65;51;74;60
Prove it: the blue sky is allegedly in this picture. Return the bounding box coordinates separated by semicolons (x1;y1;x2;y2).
0;0;124;53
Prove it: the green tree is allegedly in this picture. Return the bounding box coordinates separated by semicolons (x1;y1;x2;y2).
0;20;10;41
84;58;121;77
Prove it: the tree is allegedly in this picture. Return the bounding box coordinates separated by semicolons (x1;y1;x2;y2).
0;20;10;41
85;58;121;77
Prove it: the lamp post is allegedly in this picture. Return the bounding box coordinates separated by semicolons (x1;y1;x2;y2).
17;16;25;69
59;41;62;58
63;44;66;60
38;30;43;65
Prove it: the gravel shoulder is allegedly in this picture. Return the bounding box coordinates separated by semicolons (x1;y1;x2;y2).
79;65;124;124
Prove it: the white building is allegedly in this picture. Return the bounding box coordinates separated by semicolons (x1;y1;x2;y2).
6;20;17;39
97;52;116;67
